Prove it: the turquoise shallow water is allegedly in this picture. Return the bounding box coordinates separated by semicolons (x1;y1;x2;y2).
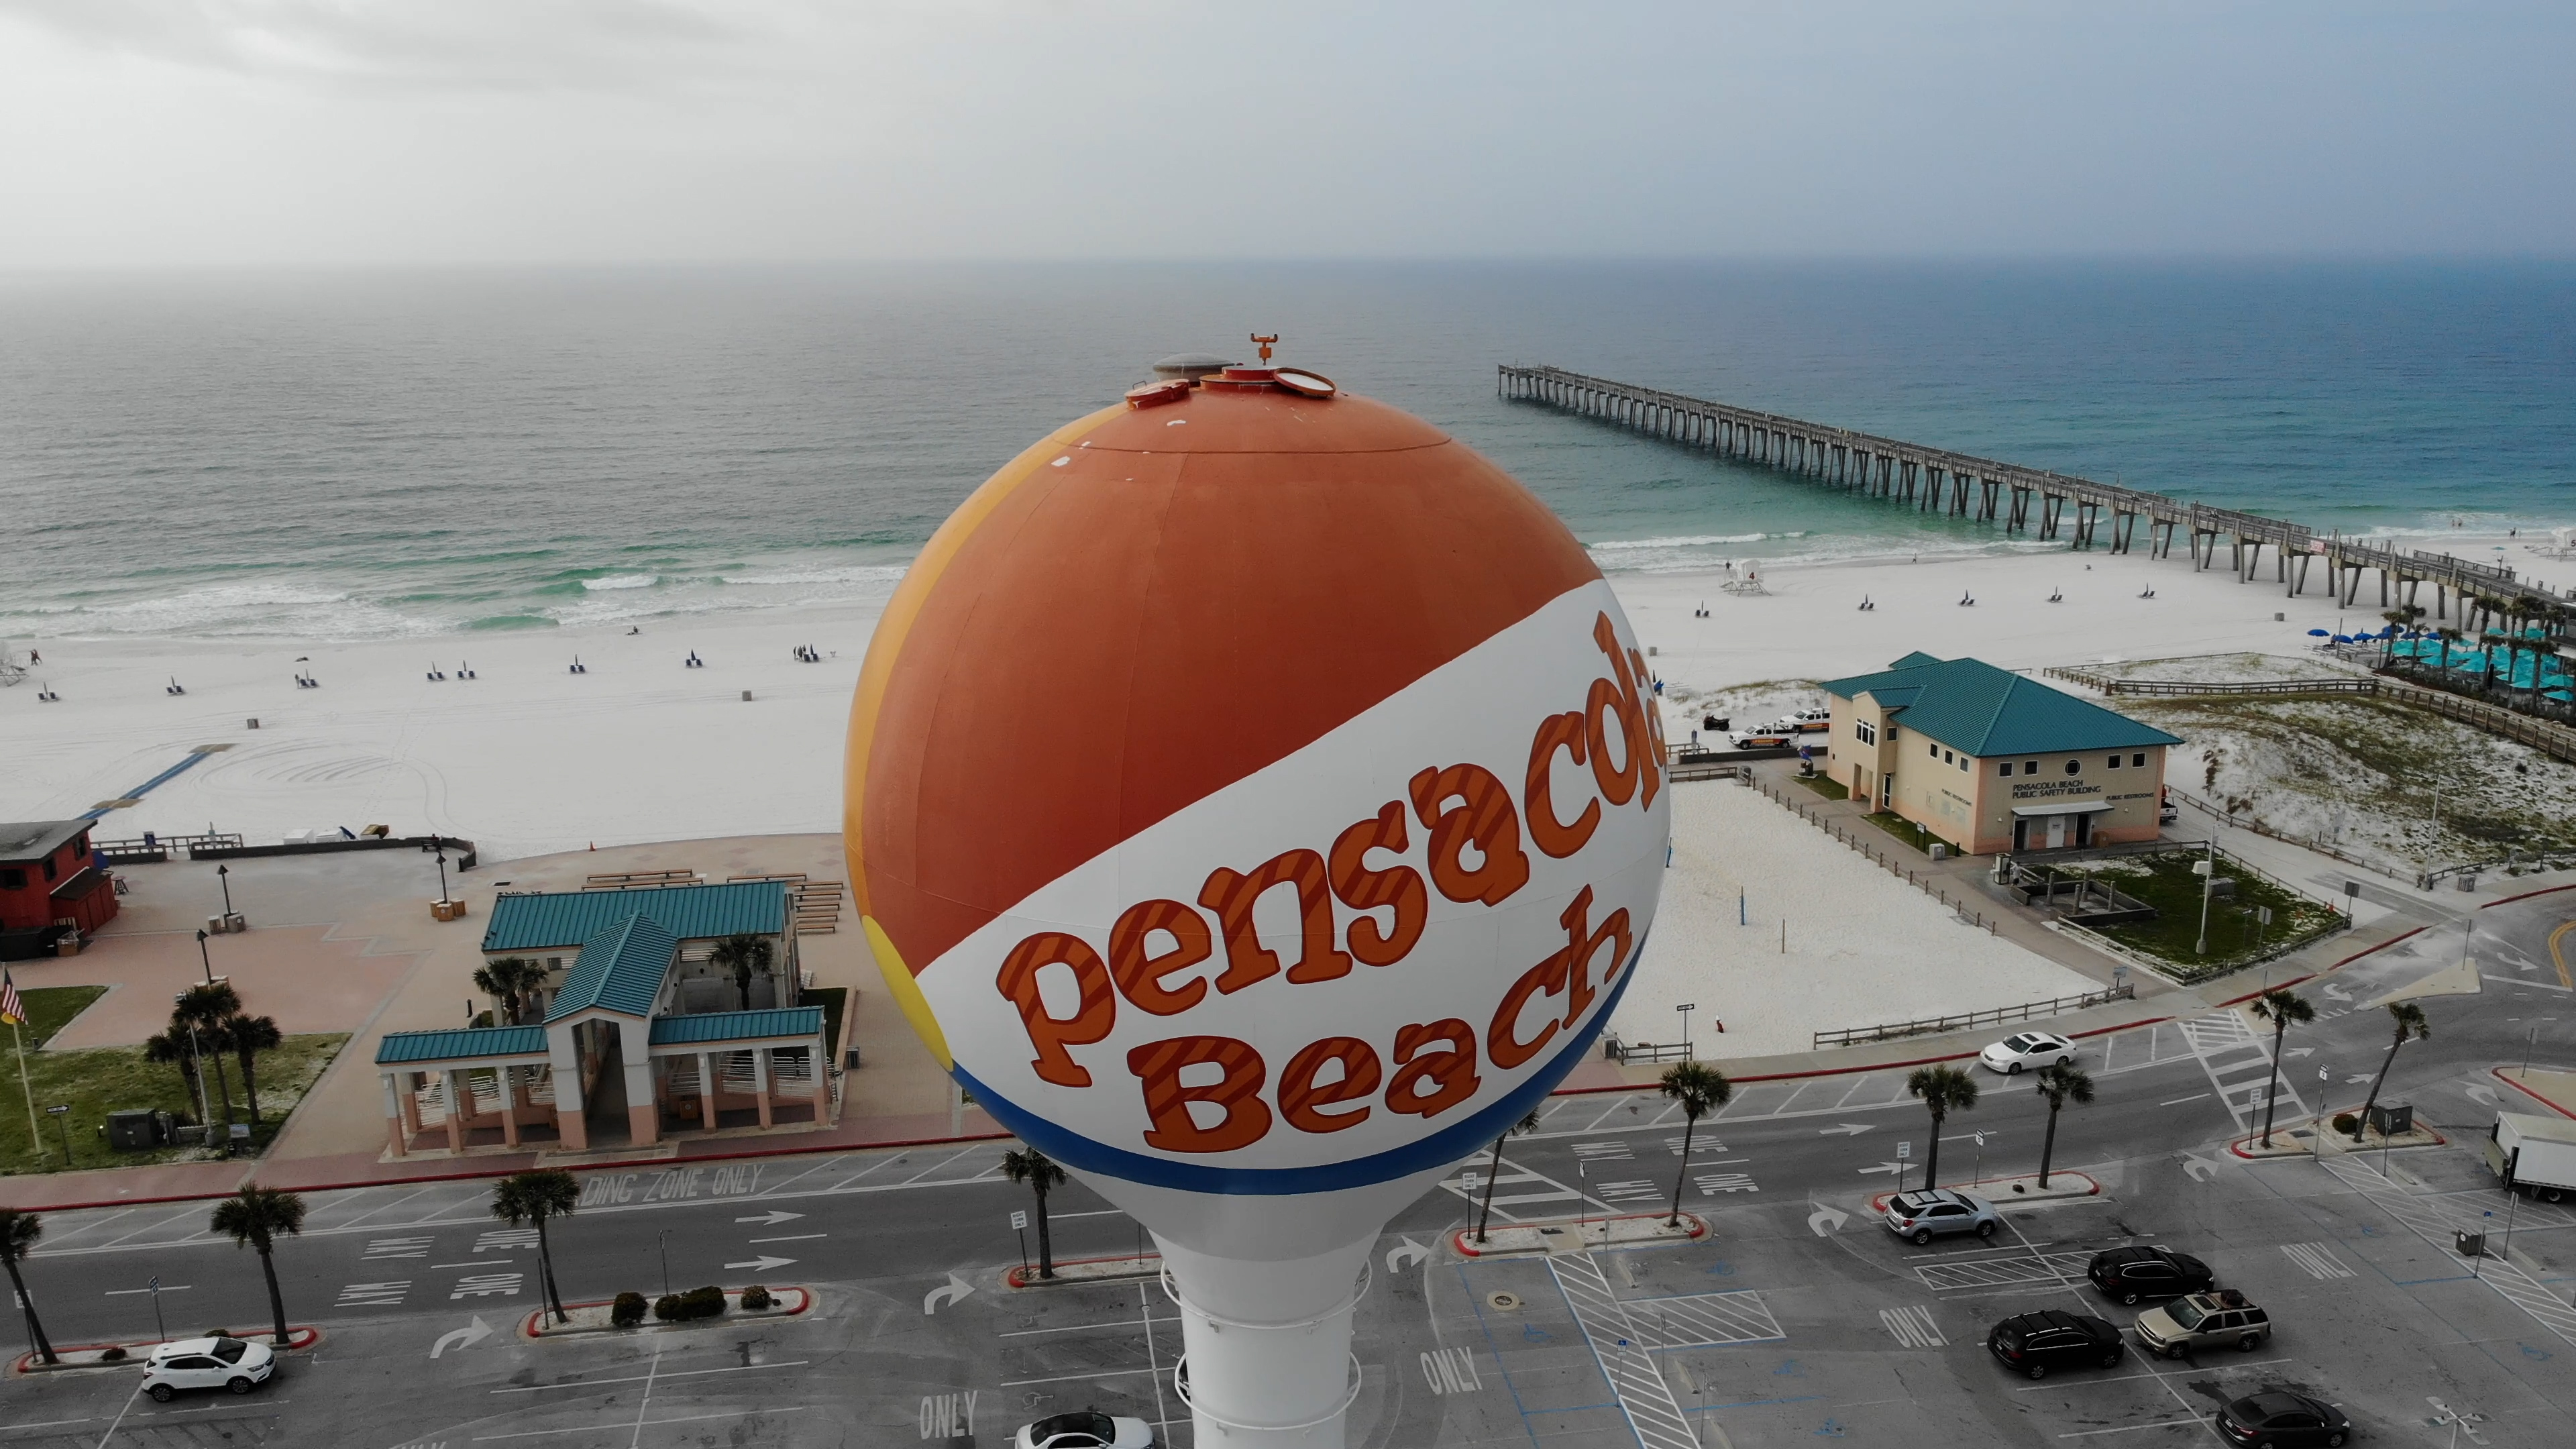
2;260;2570;639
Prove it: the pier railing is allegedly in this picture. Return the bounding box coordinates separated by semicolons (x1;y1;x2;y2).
1501;363;2571;616
1814;984;2136;1049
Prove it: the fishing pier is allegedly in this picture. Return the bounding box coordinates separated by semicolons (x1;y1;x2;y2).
1499;364;2561;623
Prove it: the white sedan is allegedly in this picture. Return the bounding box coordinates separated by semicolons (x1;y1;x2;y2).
1015;1411;1153;1449
1979;1031;2076;1075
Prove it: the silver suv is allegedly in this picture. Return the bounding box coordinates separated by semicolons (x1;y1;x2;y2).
1882;1188;2002;1245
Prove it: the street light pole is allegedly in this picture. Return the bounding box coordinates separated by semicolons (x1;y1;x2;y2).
195;928;214;985
216;863;232;917
435;844;451;905
2195;840;2216;956
658;1230;672;1299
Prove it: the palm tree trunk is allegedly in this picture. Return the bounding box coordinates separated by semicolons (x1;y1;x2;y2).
1923;1112;1943;1189
258;1243;290;1346
5;1256;55;1365
2038;1104;2060;1188
2354;1035;2401;1144
1474;1133;1509;1243
1034;1181;1055;1280
2259;1020;2287;1146
1667;1116;1697;1226
239;1053;262;1127
209;1049;236;1128
537;1220;567;1325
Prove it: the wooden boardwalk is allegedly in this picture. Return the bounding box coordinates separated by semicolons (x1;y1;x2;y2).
1499;364;2562;621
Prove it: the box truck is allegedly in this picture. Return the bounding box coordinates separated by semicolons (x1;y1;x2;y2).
2482;1111;2576;1202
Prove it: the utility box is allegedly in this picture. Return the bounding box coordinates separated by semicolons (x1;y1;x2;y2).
2368;1101;2413;1137
2455;1229;2485;1258
106;1109;169;1150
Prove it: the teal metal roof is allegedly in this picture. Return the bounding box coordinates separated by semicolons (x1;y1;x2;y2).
376;1024;549;1065
545;916;677;1022
649;1006;824;1046
481;881;788;954
1820;654;2183;757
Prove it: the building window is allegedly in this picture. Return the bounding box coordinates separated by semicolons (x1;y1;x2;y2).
41;857;56;881
2133;752;2147;767
2023;761;2039;775
1929;742;1939;758
2063;759;2082;775
1996;763;2012;778
1959;754;1969;771
0;868;22;890
2106;754;2121;769
1856;721;1876;745
1942;749;1954;764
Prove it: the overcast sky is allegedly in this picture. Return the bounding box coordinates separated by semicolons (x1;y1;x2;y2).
1;1;2568;268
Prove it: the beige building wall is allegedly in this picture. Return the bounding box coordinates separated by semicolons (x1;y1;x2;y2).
1825;689;2169;856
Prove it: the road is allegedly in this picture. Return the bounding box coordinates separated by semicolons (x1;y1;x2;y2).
4;893;2570;1446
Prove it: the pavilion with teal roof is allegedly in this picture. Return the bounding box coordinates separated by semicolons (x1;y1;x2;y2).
374;880;831;1155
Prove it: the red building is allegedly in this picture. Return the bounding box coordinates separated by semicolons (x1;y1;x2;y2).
0;820;119;938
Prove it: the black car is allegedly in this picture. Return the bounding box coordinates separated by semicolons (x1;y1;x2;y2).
2216;1390;2350;1447
2086;1245;2215;1305
1986;1309;2124;1380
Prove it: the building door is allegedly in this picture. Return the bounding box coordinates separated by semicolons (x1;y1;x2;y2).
2075;812;2094;847
2012;818;2029;851
2045;814;2068;849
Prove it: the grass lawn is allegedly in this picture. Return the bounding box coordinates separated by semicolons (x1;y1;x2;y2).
2087;853;2341;982
1859;810;1960;856
1794;773;1849;800
0;985;348;1176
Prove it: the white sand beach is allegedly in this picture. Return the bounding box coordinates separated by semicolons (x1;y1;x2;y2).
1;531;2547;865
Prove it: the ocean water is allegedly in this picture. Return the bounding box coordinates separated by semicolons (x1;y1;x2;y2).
3;260;2571;641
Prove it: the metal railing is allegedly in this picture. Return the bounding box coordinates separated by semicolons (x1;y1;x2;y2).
1813;984;2135;1049
1602;1038;1695;1065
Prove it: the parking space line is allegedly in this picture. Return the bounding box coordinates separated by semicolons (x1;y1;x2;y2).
93;1203;206;1250
2057;1416;2206;1437
999;1314;1179;1338
1000;1366;1159;1387
897;1145;987;1185
2015;1358;2292;1392
0;1417;91;1431
472;1407;806;1442
490;1360;810;1394
751;1156;845;1195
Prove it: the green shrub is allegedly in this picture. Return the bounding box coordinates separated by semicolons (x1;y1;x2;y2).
679;1285;725;1319
610;1292;647;1328
651;1293;680;1321
100;1345;127;1361
2331;1112;2359;1135
740;1285;772;1310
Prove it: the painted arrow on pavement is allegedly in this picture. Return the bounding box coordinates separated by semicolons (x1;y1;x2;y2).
2322;983;2353;1002
726;1254;798;1274
735;1210;804;1226
923;1272;974;1316
2181;1155;2222;1182
1385;1236;1432;1273
2467;1085;2500;1108
430;1316;491;1359
1858;1162;1904;1176
1807;1206;1849;1237
1817;1123;1874;1136
2282;1047;2315;1059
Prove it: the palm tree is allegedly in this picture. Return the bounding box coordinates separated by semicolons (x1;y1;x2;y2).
1473;1110;1543;1244
144;1029;202;1118
1907;1065;1980;1189
0;1210;56;1365
1659;1062;1734;1226
2378;610;2410;667
472;957;547;1024
2249;988;2316;1148
2352;1002;2430;1144
491;1170;579;1325
2434;627;2462;688
2032;1062;2094;1188
1002;1146;1069;1279
710;934;774;1011
223;1014;283;1127
174;983;242;1129
209;1184;305;1346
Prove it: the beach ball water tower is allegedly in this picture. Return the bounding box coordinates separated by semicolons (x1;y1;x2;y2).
846;344;1670;1443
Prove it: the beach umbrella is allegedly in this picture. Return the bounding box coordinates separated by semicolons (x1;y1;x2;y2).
2306;629;2329;637
844;357;1668;1442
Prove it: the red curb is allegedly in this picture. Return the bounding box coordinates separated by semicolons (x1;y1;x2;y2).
2493;1067;2576;1120
1867;1172;2101;1214
2226;1120;2448;1159
519;1286;810;1338
16;1130;1017;1213
2480;881;2576;909
15;1326;319;1375
1006;1254;1162;1288
1450;1211;1705;1257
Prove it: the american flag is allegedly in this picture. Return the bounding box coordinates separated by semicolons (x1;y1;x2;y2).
0;967;22;1026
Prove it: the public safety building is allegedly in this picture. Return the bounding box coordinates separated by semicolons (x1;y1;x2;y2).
1821;653;2182;855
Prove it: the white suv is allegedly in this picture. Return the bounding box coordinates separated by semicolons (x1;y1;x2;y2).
142;1336;276;1401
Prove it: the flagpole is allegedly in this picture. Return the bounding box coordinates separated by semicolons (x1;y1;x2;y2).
12;1019;38;1167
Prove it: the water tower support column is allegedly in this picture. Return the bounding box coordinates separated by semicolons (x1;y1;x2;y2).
1161;1235;1371;1446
